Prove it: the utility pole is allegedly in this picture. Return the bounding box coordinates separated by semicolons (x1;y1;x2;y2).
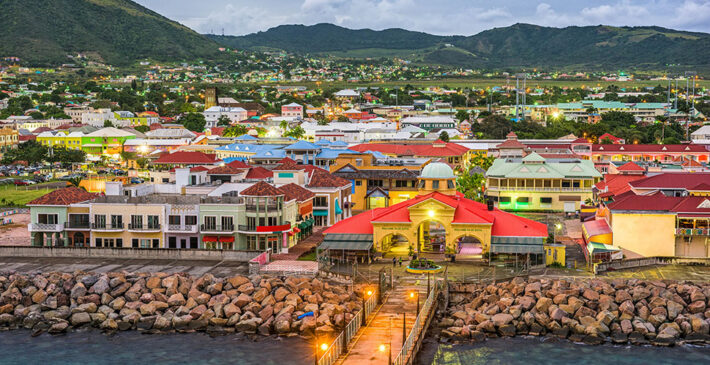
685;71;697;140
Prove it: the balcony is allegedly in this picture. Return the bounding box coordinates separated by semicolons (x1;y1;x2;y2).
238;222;291;233
676;228;710;236
165;224;198;233
200;224;235;233
245;203;280;212
29;223;63;232
128;224;162;232
91;222;124;231
64;222;90;230
486;187;589;192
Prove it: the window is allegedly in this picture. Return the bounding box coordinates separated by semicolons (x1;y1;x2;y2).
110;215;123;228
132;239;139;248
94;214;106;228
314;196;327;207
447;180;455;189
516;197;530;203
432;180;439;189
131;215;143;228
562;180;571;188
153;239;160;248
116;239;123;248
95;238;102;247
540;197;553;204
221;216;234;229
185;216;197;225
499;197;511;203
139;239;151;248
148;215;160;229
169;215;181;225
267;216;278;226
37;214;58;224
204;216;217;229
355;180;362;186
368;180;383;188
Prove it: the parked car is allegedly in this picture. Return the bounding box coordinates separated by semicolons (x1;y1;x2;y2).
14;180;30;186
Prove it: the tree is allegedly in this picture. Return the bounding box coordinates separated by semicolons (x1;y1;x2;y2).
439;131;450;142
103;120;115;128
472;115;513;139
600;137;614;144
67;177;83;188
456;172;485;202
136;157;149;169
455;109;469;122
181;113;206;132
283;125;305;139
133;125;150;133
217;115;232;127
47;146;86;167
1;140;47;165
29;111;44;120
468;152;495;170
223;125;248;137
337;115;349;123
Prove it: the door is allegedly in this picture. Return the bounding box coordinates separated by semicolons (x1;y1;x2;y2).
168;236;177;248
189;237;198;249
180;239;187;249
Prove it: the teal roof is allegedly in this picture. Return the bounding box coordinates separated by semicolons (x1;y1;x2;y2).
487;157;602;179
285;140;320;150
521;152;545;163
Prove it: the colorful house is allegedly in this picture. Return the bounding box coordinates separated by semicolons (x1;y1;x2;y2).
81;127;137;158
27;187;96;247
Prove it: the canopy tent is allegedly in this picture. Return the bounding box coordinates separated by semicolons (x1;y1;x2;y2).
490;236;544;254
319;234;373;251
587;241;622;261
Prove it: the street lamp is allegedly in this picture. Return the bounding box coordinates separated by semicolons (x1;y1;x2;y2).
314;336;329;365
409;290;420;315
554;223;562;244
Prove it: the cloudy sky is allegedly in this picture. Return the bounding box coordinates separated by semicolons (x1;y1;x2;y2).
135;0;710;36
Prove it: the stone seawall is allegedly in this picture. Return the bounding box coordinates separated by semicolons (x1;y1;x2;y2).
0;271;364;337
439;278;710;346
0;246;262;262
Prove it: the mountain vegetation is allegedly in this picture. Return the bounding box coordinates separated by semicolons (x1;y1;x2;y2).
0;0;219;65
211;23;710;69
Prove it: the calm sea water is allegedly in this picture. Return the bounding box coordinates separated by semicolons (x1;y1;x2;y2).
0;331;313;365
426;337;710;365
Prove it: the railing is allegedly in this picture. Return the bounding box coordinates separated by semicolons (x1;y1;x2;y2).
28;223;63;232
245;203;279;211
393;280;443;365
318;292;378;365
200;224;235;232
91;223;124;230
166;224;197;232
594;256;710;274
128;224;162;231
487;187;588;192
238;222;291;232
676;228;710;236
64;222;90;229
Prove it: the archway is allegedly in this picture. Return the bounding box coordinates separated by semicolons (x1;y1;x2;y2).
380;233;410;255
455;235;483;259
417;220;447;253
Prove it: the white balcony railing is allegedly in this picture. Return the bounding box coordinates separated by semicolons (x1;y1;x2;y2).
166;224;197;233
486;187;589;192
28;223;63;232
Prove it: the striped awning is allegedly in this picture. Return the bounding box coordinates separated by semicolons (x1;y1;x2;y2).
319;234;373;251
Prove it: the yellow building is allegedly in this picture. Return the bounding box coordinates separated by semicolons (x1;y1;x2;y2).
90;197;165;248
544;243;566;266
607;194;710;257
330;153;430;212
486;152;602;212
0;127;19;148
322;163;549;262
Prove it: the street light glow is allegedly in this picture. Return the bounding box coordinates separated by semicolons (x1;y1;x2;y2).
379;344;386;352
428;210;435;218
320;343;328;351
367;290;373;297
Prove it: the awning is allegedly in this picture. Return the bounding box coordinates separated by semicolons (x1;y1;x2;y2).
293;227;301;233
219;236;234;243
587;241;619;253
559;195;581;202
335;199;343;215
319;234;373;251
582;219;612;245
203;236;217;242
490;244;544;254
313;209;328;217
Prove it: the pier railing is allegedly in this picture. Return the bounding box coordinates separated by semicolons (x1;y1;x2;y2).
393;278;444;365
318;291;378;365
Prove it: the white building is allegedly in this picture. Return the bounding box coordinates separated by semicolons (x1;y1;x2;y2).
691;125;710;145
82;108;118;127
203;106;248;128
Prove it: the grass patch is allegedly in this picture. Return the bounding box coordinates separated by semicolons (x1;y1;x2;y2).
0;185;56;207
297;251;317;261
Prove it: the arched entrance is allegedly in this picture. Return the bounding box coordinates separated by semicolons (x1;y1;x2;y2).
73;232;85;247
456;235;483;259
380;233;410;255
417;220;447;253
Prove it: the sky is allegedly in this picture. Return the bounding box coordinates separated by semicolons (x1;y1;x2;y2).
134;0;710;36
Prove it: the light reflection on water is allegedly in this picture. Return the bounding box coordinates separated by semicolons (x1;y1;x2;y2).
430;337;710;365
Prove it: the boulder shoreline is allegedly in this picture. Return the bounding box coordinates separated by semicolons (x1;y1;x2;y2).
439;278;710;347
0;271;365;338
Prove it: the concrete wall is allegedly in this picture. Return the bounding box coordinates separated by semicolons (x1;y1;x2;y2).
0;246;262;262
611;212;676;257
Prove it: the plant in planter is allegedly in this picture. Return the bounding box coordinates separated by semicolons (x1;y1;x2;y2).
408;244;414;258
444;246;456;262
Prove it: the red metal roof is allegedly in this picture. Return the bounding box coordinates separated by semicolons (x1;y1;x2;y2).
153;151;220;165
617;161;644;172
350;142;469;157
324;191;547;238
593;144;710;153
583;219;612;238
629;173;710;190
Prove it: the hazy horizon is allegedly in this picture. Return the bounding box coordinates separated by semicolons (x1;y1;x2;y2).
135;0;710;36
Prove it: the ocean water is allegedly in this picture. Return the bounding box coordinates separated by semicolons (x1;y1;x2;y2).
0;331;313;365
427;337;710;365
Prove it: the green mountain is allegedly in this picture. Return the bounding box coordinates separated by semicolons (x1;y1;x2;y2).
210;23;710;69
0;0;219;65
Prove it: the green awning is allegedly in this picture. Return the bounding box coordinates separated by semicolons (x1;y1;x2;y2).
587;241;619;253
335;199;342;215
313;209;328;217
319;234;373;251
490;244;544;254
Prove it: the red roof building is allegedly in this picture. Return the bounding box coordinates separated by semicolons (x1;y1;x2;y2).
592;144;710;163
152;151;220;166
245;166;273;180
27;187;97;206
350;141;470;165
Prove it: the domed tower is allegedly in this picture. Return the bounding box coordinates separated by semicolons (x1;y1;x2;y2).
418;162;457;195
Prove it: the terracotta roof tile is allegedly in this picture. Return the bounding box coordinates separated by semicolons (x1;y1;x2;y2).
245;166;273;180
273;160;302;171
227;160;251;169
307;169;350;188
207;165;244;175
278;183;315;202
241;181;283;196
27;187;97;206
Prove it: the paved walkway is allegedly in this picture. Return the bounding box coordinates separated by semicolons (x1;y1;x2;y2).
340;277;425;365
272;227;325;261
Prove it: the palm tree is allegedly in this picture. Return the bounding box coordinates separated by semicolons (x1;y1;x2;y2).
67;177;83;188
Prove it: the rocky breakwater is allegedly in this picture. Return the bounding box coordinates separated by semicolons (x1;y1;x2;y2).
439;278;710;346
0;271;363;338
